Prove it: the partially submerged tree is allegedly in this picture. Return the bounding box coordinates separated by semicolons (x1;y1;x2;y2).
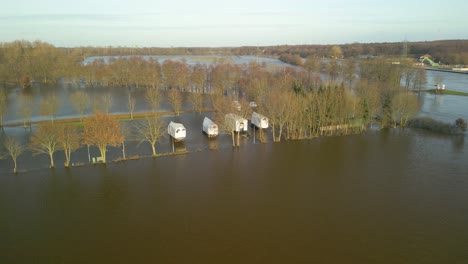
39;93;60;123
189;91;204;114
30;122;59;168
454;118;467;133
145;88;160;114
18;93;34;129
127;91;136;119
0;88;7;131
136;115;164;156
83;112;123;163
70;90;90;122
391;92;420;128
3;137;25;173
56;123;81;167
167;88;183;115
120;121;131;159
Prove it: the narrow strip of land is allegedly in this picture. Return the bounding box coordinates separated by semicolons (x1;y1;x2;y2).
3;109;214;128
423;89;468;96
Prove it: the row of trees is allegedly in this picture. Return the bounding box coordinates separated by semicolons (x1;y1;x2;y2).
1;112;167;173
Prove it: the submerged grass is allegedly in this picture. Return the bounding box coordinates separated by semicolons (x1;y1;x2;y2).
424;89;468;96
407;117;465;135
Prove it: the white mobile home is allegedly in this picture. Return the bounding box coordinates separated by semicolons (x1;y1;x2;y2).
225;113;248;132
168;121;186;141
202;117;218;137
251;112;268;129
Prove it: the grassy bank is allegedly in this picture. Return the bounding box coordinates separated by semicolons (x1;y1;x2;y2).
424;89;468;96
3;109;214;128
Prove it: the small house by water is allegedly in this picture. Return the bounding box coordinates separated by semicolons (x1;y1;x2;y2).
225;114;248;132
202;117;218;137
168;121;186;141
251;112;269;129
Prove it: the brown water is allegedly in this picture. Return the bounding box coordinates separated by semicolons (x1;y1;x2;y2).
1;129;468;263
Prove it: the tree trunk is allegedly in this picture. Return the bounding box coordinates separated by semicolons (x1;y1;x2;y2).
122;143;126;159
231;131;235;147
64;148;71;167
278;124;284;142
272;123;276;142
151;143;156;156
49;152;55;168
13;159;17;174
99;145;107;163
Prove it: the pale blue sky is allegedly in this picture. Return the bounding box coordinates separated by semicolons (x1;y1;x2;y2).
1;0;467;47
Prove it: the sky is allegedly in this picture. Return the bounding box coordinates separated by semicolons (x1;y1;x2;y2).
1;0;467;47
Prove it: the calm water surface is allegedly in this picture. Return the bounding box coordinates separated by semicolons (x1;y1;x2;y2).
1;129;467;263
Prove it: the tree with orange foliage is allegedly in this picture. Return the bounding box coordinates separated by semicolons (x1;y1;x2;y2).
56;123;81;167
83;112;123;163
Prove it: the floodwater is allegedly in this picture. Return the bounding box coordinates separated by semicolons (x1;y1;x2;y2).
1;63;468;263
1;129;468;263
418;70;468;121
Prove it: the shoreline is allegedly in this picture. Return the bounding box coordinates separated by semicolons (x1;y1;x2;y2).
425;67;468;75
422;89;468;96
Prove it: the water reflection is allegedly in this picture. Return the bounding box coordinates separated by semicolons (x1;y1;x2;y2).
1;130;468;262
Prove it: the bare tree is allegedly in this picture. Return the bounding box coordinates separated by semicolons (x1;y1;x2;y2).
342;58;356;88
190;64;206;92
145;88;160;114
167;88;182;115
412;67;427;93
391;92;420;128
30;122;59;168
189;91;204;113
326;59;340;83
102;94;112;113
120;121;131;159
0;88;7;131
39;93;60;123
92;94;112;113
4;137;25;173
70;90;90;122
18;94;34;130
136;115;164;156
304;55;321;73
56;124;81;167
127;91;136;119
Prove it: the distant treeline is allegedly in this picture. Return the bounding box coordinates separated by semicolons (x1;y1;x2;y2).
2;39;467;75
71;39;468;64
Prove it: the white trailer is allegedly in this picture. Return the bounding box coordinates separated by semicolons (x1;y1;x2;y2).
202;117;218;137
251;112;269;129
168;121;186;141
225;113;248;132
